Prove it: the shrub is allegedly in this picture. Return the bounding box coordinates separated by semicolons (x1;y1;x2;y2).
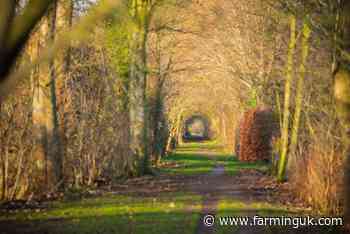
238;106;279;162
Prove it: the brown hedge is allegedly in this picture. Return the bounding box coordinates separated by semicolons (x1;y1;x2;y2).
238;107;279;162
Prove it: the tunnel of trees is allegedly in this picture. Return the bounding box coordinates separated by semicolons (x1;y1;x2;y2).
1;0;350;232
182;115;211;142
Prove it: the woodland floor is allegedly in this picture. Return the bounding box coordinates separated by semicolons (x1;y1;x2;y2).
0;142;346;234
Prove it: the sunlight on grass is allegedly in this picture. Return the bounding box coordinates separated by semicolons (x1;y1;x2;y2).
223;157;270;176
214;199;342;234
218;199;291;216
177;140;223;150
215;199;292;234
160;152;218;175
161;141;269;176
161;141;224;175
0;193;202;234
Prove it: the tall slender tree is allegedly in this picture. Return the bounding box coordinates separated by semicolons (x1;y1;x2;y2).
277;13;296;182
288;17;311;171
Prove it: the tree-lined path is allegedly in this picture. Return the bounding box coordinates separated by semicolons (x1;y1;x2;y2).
1;0;350;233
1;141;332;234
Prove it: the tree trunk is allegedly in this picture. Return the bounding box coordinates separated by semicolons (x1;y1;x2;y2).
32;4;63;194
128;0;154;175
277;14;296;182
288;18;311;171
333;1;350;225
221;111;228;146
152;82;164;166
55;0;73;184
165;124;177;154
0;0;53;86
335;68;350;224
176;113;184;146
56;0;73;74
129;27;148;175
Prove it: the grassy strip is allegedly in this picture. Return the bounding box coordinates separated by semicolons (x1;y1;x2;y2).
0;193;202;234
223;157;269;176
215;199;293;234
160;152;218;175
161;141;268;176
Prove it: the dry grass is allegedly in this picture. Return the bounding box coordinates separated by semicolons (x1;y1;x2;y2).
292;137;344;215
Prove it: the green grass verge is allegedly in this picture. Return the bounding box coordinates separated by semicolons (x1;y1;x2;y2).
176;140;223;152
215;200;343;234
0;141;272;234
0;193;202;234
160;152;218;175
161;141;269;176
215;199;293;234
223;157;269;176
